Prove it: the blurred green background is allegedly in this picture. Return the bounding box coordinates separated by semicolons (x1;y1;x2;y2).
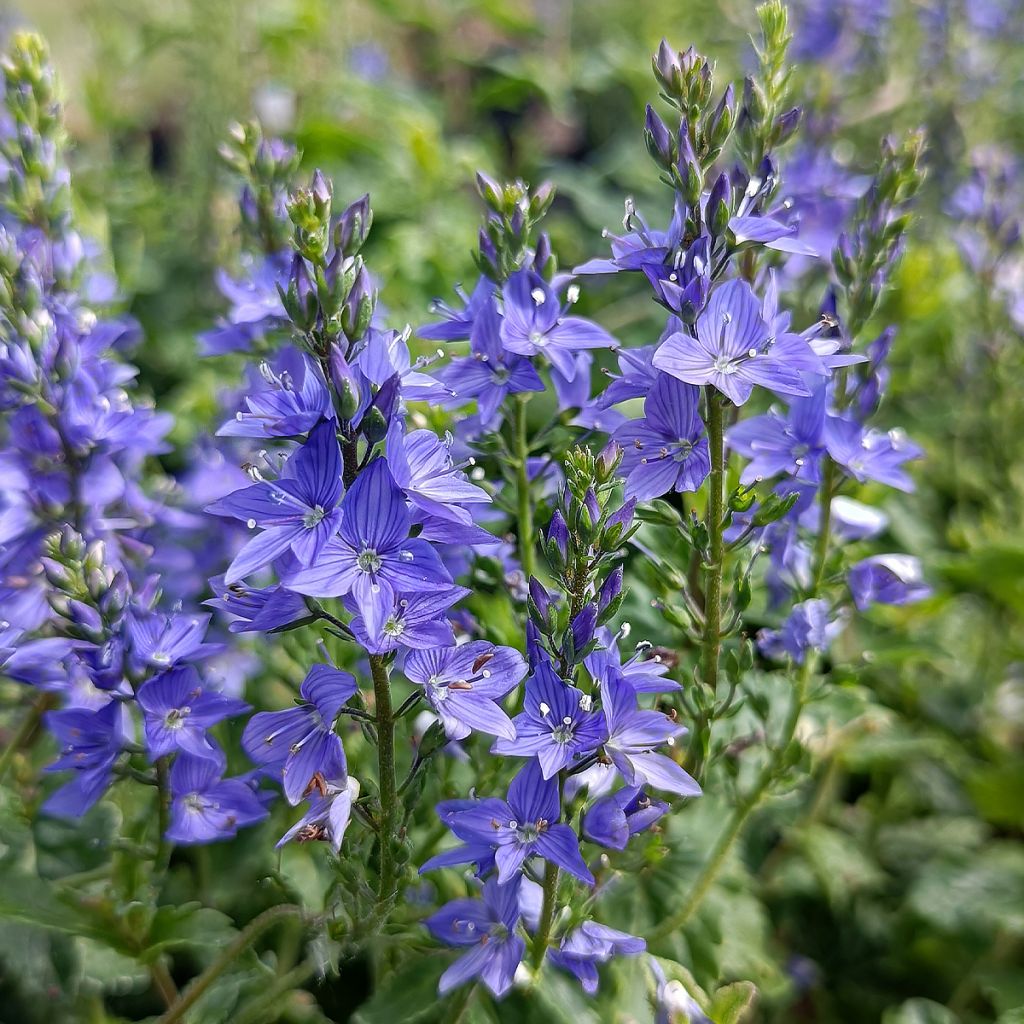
1;0;1023;1022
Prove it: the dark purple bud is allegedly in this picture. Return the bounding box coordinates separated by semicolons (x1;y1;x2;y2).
66;600;103;639
644;104;674;168
534;232;552;272
476;170;503;211
773;107;802;147
365;373;400;441
99;570;130;619
597;441;622;482
707;173;732;237
547;510;569;563
570;604;598;656
607;497;636;534
598;566;623;613
653;39;681;94
708;83;736;148
334;193;372;256
584;488;601;530
529;576;552;622
675;122;702;205
310;169;333;212
328;345;363;421
525;619;545;669
341;265;375;340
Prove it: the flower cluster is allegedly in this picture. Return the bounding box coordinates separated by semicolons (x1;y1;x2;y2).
0;34;265;849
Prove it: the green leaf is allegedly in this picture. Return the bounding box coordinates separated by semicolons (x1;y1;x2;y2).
352;955;451;1024
881;998;959;1024
0;872;116;945
141;902;239;962
708;981;757;1023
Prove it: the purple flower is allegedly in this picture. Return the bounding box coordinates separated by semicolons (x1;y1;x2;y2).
425;877;525;999
848;554;930;610
436;295;545;426
584;631;679;694
601;670;700;797
385;420;490;524
726;386;826;485
277;775;359;853
653;280;813;405
824;418;922;492
728;214;818;256
582;785;668;849
137;665;248;761
758;598;843;663
419;276;493;342
548;922;646;995
348;586;470;654
42;700;124;818
595;345;661;410
208;419;344;583
126;610;220;672
499;270;615;380
218;350;332;439
573;200;685;276
613;374;711;500
166;755;269;844
206;577;311;634
492;660;606;778
431;760;594;885
404;642;526;741
242;663;356;804
283;457;451;634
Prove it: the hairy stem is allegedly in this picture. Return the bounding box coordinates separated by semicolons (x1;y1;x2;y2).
688;390;726;778
370;654;399;908
155;905;304;1024
513;393;536;581
531;860;560;968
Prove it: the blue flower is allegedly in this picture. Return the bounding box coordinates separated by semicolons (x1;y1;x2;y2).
166;754;269;844
208;418;344;583
492;659;605;778
613;374;711;500
582;785;668;849
602;670;701;797
425;877;525;999
282;457;451;634
426;760;594;886
137;665;248;761
548;922;645;995
848;554;930;610
499;270;616;381
404;641;526;741
653;280;815;406
242;663;356;804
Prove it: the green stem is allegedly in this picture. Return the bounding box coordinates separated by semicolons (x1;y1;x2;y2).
150;959;179;1008
531;861;560;968
233;960;318;1024
0;691;54;783
513;393;536;581
688;390;726;778
155;905;305;1024
154;756;173;876
369;654;399;908
653;655;815;942
658;468;835;941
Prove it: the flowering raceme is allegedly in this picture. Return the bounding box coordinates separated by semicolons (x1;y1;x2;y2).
0;4;941;1017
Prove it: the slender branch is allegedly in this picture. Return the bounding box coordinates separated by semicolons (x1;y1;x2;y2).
513;393;536;581
155;905;305;1024
369;654;399;909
